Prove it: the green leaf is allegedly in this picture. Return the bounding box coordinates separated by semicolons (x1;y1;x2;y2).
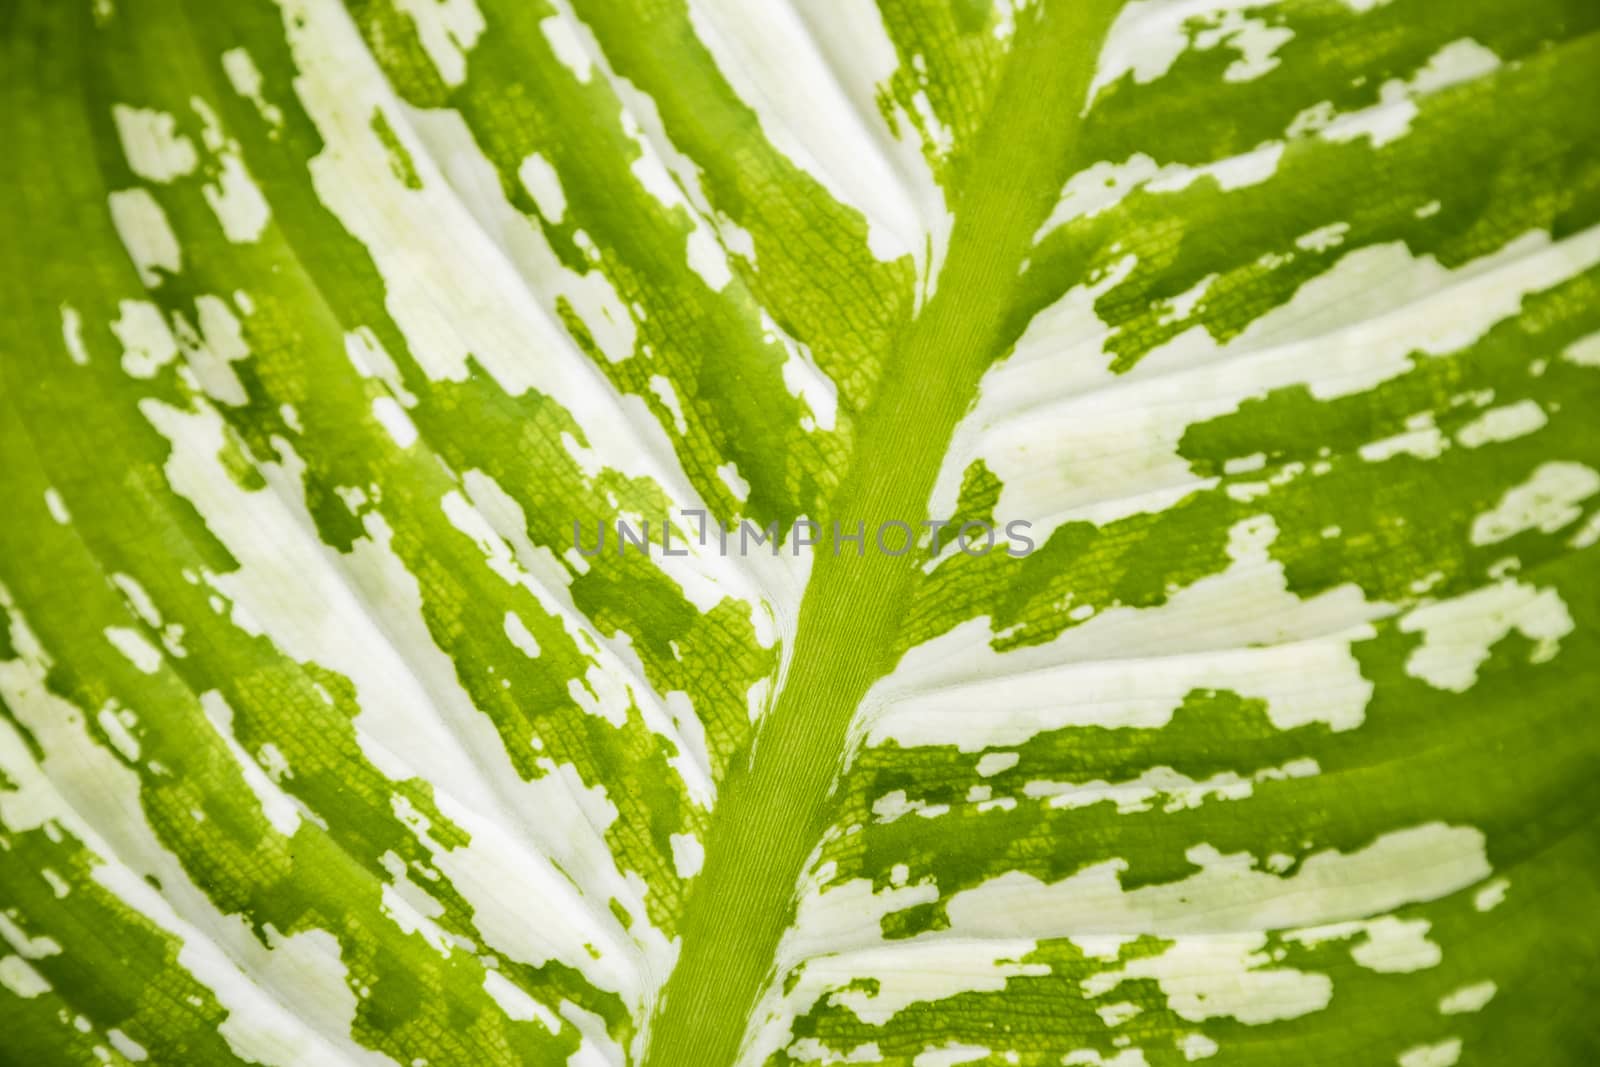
3;1;1599;1065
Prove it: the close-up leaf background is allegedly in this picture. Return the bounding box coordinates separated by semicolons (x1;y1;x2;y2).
3;0;1598;1064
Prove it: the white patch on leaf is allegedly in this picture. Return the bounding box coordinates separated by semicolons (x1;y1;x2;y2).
222;47;285;129
940;822;1488;940
1286;915;1446;973
942;228;1600;542
539;13;594;84
784;0;954;284
1197;11;1293;84
1473;878;1508;911
1349;916;1441;972
0;956;50;999
866;515;1384;750
104;627;161;675
394;0;485;88
204;153;272;243
112;300;178;379
975;751;1018;777
1318;40;1500;149
200;690;301;835
113;104;198;182
1296;222;1350;253
1086;934;1330;1024
1023;758;1317;815
648;374;688;434
482;970;561;1031
685;0;925;266
343;326;417;405
371;395;419;448
503;611;542;658
1397;1038;1462;1067
108;188;182;285
717;462;751;503
1456;400;1546;448
43;489;71;525
518;152;567;223
1400;579;1572;692
1470;462;1600;545
766;312;839;433
686;225;733;291
1091;0;1289;100
670;832;705;879
1562;332;1600;367
60;303;90;365
1440;980;1496;1014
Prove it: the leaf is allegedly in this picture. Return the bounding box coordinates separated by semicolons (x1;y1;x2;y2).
2;1;1598;1065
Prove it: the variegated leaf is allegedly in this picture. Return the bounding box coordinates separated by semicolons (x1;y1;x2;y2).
3;1;1598;1065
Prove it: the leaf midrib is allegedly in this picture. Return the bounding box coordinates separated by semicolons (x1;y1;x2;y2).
641;5;1123;1063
